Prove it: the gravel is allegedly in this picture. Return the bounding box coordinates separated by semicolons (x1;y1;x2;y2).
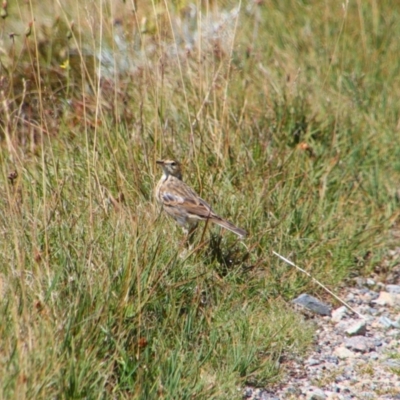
244;258;400;400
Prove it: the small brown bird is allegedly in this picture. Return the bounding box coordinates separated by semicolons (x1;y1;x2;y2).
155;159;246;238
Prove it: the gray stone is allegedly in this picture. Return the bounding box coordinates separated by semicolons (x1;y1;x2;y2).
365;307;379;315
335;320;349;332
324;355;339;364
393;318;400;328
383;359;400;369
369;351;379;360
345;320;367;336
259;390;279;400
306;388;327;400
285;386;301;395
243;388;280;400
243;388;253;398
307;358;321;366
358;392;375;399
292;294;331;316
378;316;395;328
344;336;375;353
386;284;400;294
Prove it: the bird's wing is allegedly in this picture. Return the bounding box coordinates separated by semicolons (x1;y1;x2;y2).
160;183;215;219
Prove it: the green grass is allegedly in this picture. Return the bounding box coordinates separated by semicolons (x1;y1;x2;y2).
0;0;399;398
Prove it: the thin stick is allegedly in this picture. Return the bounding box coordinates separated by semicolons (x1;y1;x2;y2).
272;251;366;320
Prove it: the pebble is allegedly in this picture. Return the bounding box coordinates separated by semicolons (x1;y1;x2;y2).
324;355;339;364
334;346;355;359
345;320;367;336
346;292;355;302
383;359;400;369
345;336;376;352
386;284;400;294
331;306;347;322
306;388;327;400
307;358;321;366
378;316;395;328
373;291;400;306
369;351;379;360
364;306;379;315
358;392;375;399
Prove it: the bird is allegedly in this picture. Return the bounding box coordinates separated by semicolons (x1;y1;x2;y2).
155;159;247;239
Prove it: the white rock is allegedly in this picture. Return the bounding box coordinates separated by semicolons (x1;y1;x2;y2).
372;291;400;307
366;278;376;286
332;306;348;322
334;346;355;359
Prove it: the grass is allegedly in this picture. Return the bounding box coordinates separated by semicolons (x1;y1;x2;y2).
0;0;399;398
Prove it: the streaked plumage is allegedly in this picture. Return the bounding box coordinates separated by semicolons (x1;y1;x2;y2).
155;159;246;238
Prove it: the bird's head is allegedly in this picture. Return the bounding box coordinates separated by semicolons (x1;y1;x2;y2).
156;159;183;179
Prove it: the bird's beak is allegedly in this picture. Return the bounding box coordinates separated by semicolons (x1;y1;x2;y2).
156;160;164;165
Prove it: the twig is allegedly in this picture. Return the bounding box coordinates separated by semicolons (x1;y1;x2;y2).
272;251;367;319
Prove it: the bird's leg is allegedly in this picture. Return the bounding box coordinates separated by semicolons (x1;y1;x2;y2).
187;224;198;246
178;225;197;258
180;223;197;249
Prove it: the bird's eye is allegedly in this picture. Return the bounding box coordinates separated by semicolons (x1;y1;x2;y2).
171;162;176;166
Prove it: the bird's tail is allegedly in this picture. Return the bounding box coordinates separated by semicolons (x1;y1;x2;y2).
212;217;247;238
